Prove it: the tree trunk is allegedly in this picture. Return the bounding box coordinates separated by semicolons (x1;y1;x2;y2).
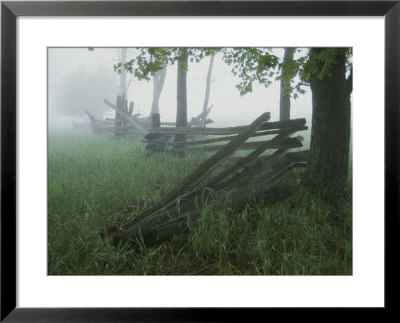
150;63;167;116
151;113;161;128
202;54;215;117
116;48;127;135
175;48;189;144
114;95;123;137
119;48;127;97
279;48;295;121
307;48;352;202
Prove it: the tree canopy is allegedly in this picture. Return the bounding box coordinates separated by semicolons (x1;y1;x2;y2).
222;47;352;99
114;47;221;81
114;47;352;103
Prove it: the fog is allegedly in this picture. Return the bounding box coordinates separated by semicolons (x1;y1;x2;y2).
48;47;312;132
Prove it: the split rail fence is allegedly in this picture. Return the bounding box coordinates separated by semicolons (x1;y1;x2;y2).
74;95;213;137
110;112;309;247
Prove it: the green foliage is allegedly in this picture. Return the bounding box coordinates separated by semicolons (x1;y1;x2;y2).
113;47;221;81
222;48;279;95
112;46;352;100
222;47;352;98
300;48;350;81
345;48;353;72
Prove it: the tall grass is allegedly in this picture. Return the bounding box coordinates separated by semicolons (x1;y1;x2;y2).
48;132;352;275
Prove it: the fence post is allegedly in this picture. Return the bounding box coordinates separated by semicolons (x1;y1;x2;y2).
114;95;122;137
151;113;161;129
128;101;134;117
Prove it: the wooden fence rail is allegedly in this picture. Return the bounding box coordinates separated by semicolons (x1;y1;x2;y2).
146;118;306;136
143;113;307;154
110;112;309;248
76;95;214;137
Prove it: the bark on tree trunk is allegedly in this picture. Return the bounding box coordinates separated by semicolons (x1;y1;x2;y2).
150;63;167;116
307;48;352;202
279;48;295;121
175;49;189;144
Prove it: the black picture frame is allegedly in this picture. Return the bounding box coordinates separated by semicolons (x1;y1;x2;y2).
1;1;399;321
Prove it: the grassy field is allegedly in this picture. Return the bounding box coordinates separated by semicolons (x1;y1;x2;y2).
48;132;352;275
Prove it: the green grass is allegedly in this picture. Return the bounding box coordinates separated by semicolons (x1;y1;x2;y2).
48;132;352;275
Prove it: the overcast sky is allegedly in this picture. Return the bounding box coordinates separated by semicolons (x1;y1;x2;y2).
48;47;313;129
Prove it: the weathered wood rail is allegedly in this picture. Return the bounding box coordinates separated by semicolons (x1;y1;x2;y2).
143;116;307;153
76;95;214;137
109;112;309;248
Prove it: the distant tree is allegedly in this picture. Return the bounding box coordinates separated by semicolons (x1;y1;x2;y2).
202;54;215;119
54;65;118;119
150;62;168;116
115;47;220;142
88;47;131;98
175;48;189;143
279;48;296;121
118;48;127;98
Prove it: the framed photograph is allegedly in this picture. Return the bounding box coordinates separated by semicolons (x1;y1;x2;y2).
1;1;398;321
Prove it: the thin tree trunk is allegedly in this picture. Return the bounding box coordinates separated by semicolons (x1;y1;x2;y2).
202;54;215;116
116;48;127;136
307;48;352;202
119;48;127;97
279;48;295;121
114;95;123;137
150;63;168;116
175;48;189;144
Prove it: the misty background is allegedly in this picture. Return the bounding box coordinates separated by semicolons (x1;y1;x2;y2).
48;47;312;131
